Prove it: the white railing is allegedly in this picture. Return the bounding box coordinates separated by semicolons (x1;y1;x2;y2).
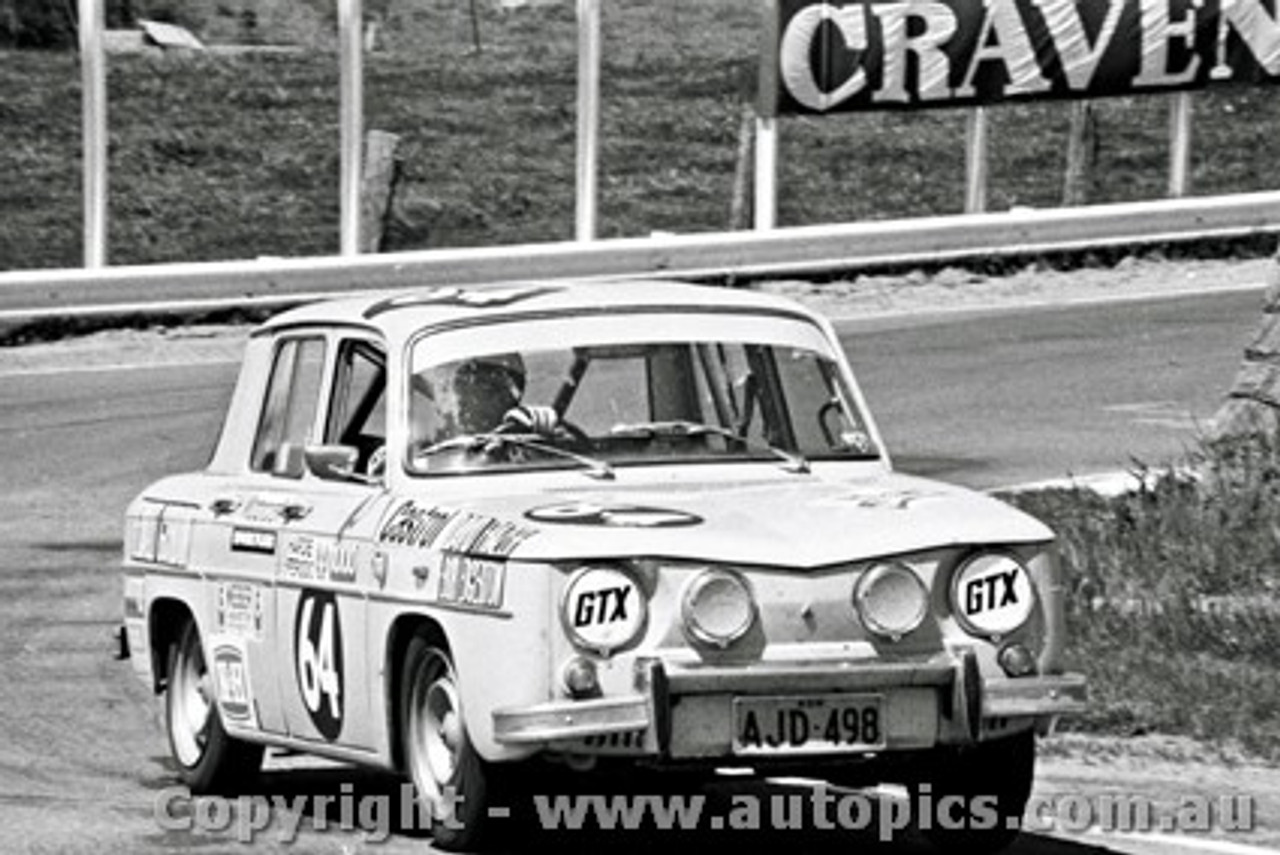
2;190;1279;323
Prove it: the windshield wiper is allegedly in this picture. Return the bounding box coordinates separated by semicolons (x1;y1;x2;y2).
609;420;810;475
417;432;615;480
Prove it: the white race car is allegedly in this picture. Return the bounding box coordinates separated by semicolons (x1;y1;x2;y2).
122;280;1085;851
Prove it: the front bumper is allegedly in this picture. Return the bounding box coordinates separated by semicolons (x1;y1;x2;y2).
493;652;1087;757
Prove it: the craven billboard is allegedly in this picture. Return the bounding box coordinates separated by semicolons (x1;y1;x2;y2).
763;0;1280;114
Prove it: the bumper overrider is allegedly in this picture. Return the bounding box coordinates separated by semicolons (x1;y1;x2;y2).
492;651;1087;758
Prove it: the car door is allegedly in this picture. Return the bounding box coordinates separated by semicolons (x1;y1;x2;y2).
271;334;390;753
196;333;330;738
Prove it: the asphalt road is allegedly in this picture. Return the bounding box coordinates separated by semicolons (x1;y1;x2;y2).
842;289;1261;489
0;288;1275;853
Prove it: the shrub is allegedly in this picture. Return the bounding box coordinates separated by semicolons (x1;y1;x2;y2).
1002;432;1280;759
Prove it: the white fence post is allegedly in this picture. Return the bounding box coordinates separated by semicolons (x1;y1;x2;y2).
575;0;602;242
78;0;107;268
339;0;364;256
1169;92;1193;198
754;115;777;230
965;106;989;214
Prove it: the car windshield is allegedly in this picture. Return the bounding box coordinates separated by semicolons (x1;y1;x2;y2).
405;315;879;475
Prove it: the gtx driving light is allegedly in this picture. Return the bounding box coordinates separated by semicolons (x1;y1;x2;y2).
951;552;1036;637
682;569;756;649
562;566;647;654
854;562;929;639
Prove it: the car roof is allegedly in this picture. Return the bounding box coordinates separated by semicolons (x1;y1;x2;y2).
256;279;823;342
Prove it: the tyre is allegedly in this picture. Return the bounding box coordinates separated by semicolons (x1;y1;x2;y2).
165;620;263;794
400;636;502;851
916;729;1035;854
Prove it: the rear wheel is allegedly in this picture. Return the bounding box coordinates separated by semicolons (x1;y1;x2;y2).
916;729;1036;854
165;621;263;794
401;637;502;851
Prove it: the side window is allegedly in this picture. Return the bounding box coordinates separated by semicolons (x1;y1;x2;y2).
326;339;387;474
251;337;327;473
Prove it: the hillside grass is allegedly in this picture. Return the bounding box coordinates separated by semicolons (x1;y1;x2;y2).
4;0;1280;269
1001;435;1280;762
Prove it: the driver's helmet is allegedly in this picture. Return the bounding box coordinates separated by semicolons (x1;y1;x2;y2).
450;352;526;433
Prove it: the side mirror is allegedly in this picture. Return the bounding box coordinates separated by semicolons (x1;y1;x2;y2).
304;444;360;482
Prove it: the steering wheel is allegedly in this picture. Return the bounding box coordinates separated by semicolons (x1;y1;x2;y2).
499;406;591;448
552;418;591;447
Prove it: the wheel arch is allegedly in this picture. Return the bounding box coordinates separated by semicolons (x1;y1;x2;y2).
385;613;450;774
149;597;197;694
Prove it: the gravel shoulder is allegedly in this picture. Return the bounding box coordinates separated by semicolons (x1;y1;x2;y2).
758;256;1272;321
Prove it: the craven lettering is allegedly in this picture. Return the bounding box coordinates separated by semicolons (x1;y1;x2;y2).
776;0;1280;113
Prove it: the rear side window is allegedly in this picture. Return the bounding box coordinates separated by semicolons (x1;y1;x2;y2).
251;337;327;472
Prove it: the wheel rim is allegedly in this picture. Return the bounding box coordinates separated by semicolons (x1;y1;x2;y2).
169;630;212;768
407;648;464;810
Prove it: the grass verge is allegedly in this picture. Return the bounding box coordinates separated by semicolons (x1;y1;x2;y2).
1001;434;1280;762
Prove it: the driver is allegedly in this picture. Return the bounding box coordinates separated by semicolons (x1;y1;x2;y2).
450;353;558;435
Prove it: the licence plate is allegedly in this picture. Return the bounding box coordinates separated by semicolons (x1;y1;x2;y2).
732;693;885;755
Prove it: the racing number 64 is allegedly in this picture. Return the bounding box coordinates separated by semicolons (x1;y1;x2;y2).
295;590;344;739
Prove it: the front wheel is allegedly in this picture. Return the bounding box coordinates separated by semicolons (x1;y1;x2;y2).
916;729;1036;854
165;621;263;794
400;637;502;851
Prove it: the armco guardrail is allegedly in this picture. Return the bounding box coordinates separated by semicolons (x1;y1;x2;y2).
3;190;1279;323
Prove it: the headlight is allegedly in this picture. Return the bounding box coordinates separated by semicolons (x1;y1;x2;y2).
951;552;1036;637
854;562;928;639
681;568;756;649
562;566;647;654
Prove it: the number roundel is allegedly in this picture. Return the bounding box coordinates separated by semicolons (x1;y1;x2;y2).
295;589;344;741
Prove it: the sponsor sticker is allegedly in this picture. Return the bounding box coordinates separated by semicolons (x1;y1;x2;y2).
364;284;558;318
211;640;255;725
379;501;537;557
282;535;359;585
230;527;277;555
952;554;1035;636
237;496;310;524
563;567;645;652
438;511;538;557
215;581;265;640
436;554;506;611
379;501;453;549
